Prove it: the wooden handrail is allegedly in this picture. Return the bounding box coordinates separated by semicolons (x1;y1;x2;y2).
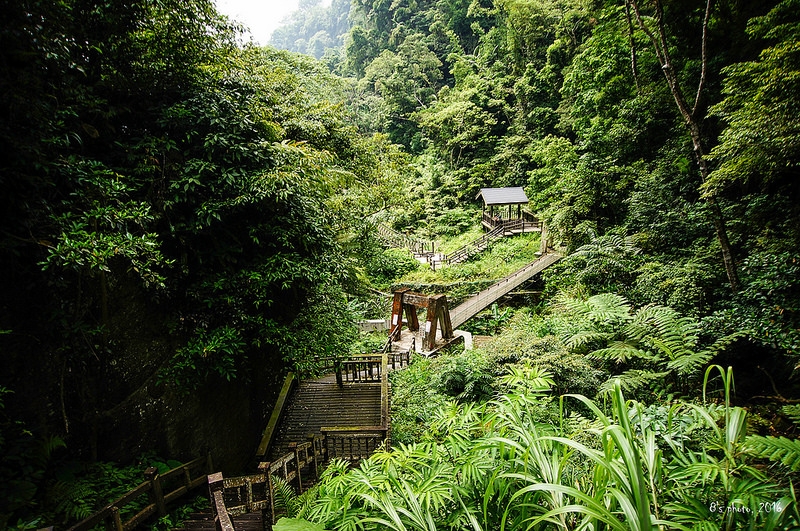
256;372;296;459
67;454;213;531
376;224;434;255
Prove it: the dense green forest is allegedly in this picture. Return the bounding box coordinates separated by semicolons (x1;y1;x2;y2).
1;0;799;528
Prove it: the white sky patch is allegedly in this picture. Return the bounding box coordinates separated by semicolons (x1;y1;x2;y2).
215;0;331;45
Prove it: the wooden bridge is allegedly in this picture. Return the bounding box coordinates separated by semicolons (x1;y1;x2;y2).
449;251;562;329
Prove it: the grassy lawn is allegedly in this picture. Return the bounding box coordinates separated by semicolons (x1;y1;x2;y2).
401;231;542;284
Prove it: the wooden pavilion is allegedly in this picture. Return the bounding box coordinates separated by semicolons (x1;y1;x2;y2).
476;187;539;231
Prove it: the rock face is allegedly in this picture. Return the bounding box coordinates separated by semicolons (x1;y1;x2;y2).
6;274;284;474
96;364;281;473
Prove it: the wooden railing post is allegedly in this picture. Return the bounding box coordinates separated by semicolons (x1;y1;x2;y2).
206;452;215;476
208;473;234;531
308;435;320;479
259;462;276;525
335;359;343;387
144;467;167;517
540;222;549;254
289;442;303;492
109;507;122;531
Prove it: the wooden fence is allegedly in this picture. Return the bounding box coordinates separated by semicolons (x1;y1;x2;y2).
437;215;542;268
67;454;213;531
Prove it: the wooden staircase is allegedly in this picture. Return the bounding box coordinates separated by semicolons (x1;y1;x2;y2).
205;351;412;529
268;377;382;460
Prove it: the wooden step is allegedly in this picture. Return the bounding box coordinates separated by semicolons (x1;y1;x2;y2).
268;380;383;460
181;511;264;531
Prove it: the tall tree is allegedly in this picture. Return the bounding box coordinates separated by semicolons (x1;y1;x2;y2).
625;0;741;291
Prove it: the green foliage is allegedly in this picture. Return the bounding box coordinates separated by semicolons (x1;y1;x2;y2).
301;372;799;531
1;2;418;498
0;387;66;528
561;293;745;397
389;356;450;445
278;284;360;378
630;259;717;316
4;0;800;527
364;248;421;287
745;435;800;471
47;454;181;528
159;326;245;393
783;405;800;427
497;360;555;395
483;314;607;397
273;517;327;531
272;475;302;518
708;252;800;359
462;303;513;336
362;32;444;149
434;350;495;402
705;0;800;194
41;158;171;289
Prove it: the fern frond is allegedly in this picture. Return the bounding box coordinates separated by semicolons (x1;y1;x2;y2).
598;369;670;396
565;330;613;350
704;329;748;356
745;435;800;471
666;349;714;376
271;474;300;518
561;293;632;325
783;405;800;427
53;481;95;520
588;340;651;363
585;293;633;324
635;305;697;355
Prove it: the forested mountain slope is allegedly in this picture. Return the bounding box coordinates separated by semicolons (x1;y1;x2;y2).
1;0;799;527
340;0;799;357
270;0;351;60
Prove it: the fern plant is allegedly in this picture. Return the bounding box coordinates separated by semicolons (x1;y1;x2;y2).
745;436;800;471
742;389;800;473
563;293;745;397
782;404;800;426
271;475;301;519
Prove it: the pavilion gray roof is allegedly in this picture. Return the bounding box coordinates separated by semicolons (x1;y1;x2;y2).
476;187;529;206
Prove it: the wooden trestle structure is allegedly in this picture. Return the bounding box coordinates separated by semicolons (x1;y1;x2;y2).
389;288;454;352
